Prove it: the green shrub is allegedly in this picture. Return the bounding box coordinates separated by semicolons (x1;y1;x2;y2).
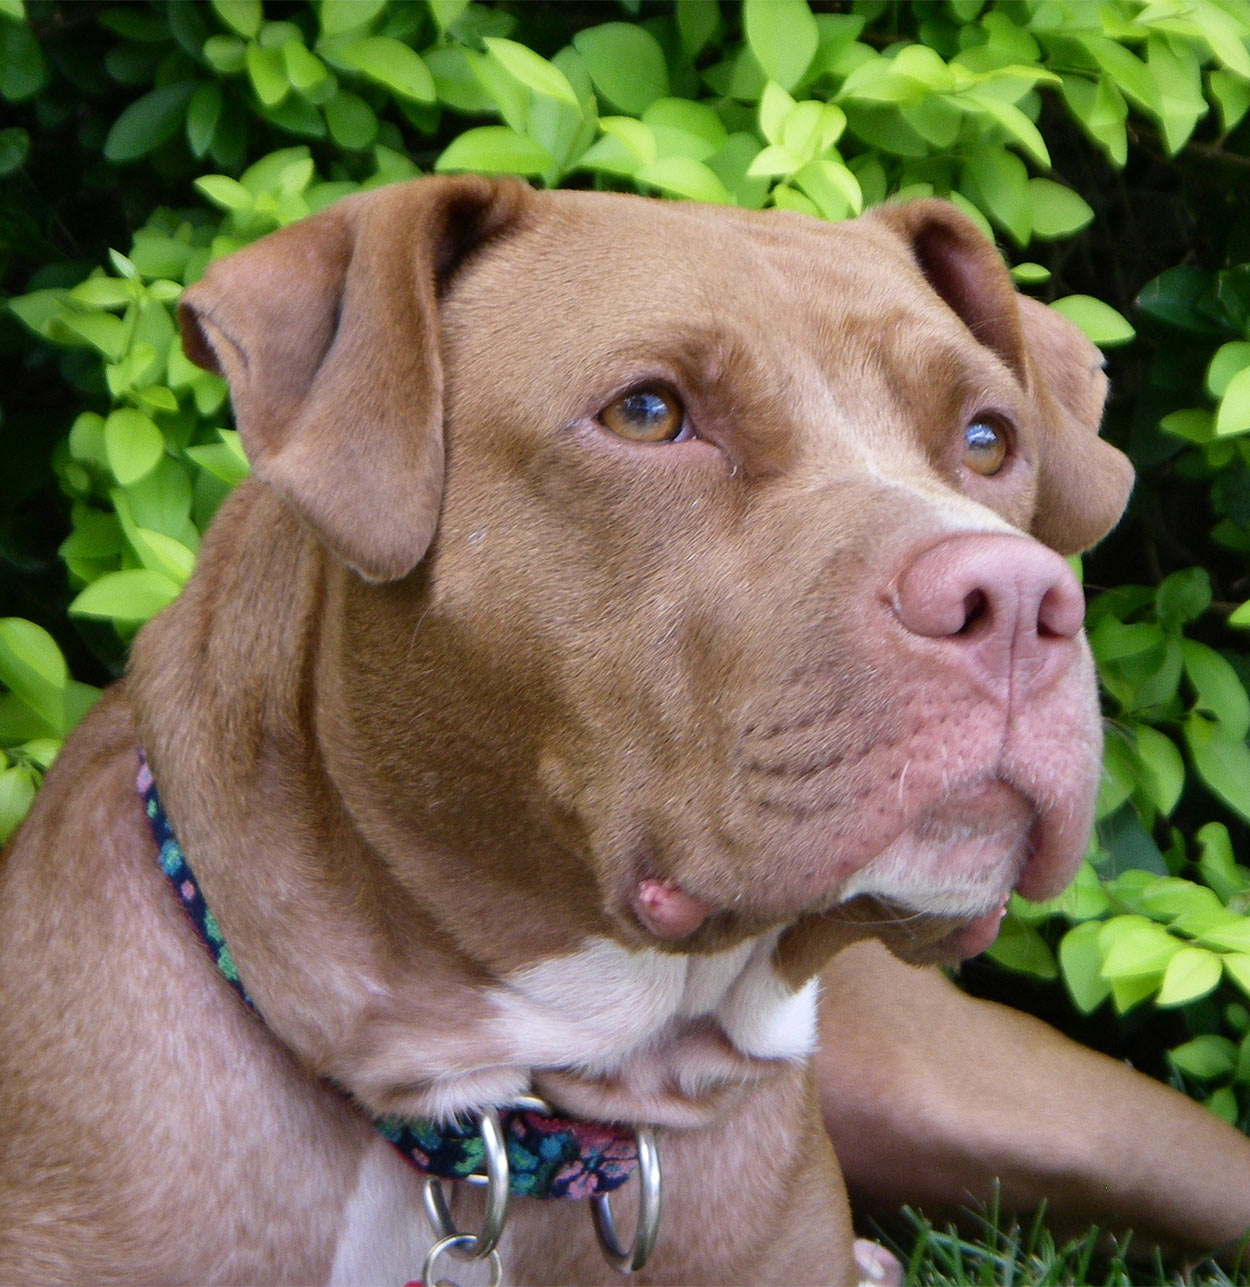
4;0;1250;1128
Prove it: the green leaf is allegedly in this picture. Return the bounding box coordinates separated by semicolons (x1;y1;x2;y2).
337;37;435;103
1210;67;1250;133
0;765;38;844
635;156;733;205
746;144;801;178
127;529;197;584
759;81;796;146
48;310;126;361
1027;178;1094;240
1097;732;1136;817
1183;639;1250;740
70;277;133;310
324;91;378;150
120;458;193;538
426;45;494;115
1058;921;1113;1013
0;618;67;731
196;174;253;211
573;23;669;115
320;0;385;37
69;569;182;624
584;116;656;170
1225;953;1250;999
1062;74;1127;166
1156;945;1223;1007
1198;920;1250;954
643;98;728;162
436;126;554;177
1077;35;1159;119
0;125;29;177
212;0;262;39
0;19;47;102
744;0;818;92
1159;409;1213;443
1196;822;1250;903
1215;365;1250;438
283;40;329;96
483;37;577;107
247;41;289;108
104;82;197;162
1137;876;1224;922
104;409;164;486
962;92;1050;168
677;0;719;58
187;431;251;487
1170;1033;1238;1079
429;0;469;33
1137;265;1221;334
1098;913;1182;980
1156;566;1212;630
963;147;1030;245
1048;296;1135;348
793;158;862;220
983;915;1058;980
1184;714;1250;823
1131;723;1186;816
186;83;224;158
203;34;247;74
1208;342;1250;399
1189;0;1250;79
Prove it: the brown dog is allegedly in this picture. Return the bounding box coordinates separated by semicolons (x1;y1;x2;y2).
3;177;1249;1285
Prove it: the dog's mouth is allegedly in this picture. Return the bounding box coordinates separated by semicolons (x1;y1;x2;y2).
625;778;1062;963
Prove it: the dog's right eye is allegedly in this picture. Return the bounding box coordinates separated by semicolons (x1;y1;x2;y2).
599;387;687;443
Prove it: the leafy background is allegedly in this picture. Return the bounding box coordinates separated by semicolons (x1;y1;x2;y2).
4;0;1250;1246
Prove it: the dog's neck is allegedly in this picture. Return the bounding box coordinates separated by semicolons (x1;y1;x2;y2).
137;749;642;1202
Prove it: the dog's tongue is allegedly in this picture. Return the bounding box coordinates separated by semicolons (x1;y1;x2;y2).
632;879;715;939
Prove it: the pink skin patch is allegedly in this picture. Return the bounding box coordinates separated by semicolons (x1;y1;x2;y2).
632;879;715;940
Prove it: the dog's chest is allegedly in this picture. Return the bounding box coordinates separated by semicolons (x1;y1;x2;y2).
491;930;819;1071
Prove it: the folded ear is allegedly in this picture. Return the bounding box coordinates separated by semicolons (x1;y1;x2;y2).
869;199;1134;555
179;175;529;581
1014;293;1135;553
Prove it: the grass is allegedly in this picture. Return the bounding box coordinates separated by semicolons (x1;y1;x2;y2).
880;1203;1249;1287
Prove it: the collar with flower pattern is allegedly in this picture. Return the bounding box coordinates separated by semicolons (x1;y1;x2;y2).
137;751;639;1200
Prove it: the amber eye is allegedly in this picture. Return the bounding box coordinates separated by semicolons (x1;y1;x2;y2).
599;386;686;443
963;418;1008;476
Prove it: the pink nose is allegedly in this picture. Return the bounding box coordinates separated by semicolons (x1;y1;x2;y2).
892;533;1086;699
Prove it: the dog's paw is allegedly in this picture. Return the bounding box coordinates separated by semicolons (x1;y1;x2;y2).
853;1237;903;1287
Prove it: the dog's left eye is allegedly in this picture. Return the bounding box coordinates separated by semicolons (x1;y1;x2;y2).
962;419;1008;476
599;387;687;443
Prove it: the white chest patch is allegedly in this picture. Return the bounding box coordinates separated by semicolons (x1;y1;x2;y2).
489;930;819;1077
327;1137;431;1287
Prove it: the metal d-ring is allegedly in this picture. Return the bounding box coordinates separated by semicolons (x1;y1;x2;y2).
422;1105;510;1260
590;1123;662;1275
421;1233;503;1287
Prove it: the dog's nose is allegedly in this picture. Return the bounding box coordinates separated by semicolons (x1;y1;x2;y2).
891;533;1086;699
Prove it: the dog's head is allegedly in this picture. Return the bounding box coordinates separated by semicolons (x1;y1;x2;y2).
181;178;1131;981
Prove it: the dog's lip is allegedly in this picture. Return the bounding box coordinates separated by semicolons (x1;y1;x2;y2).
945;900;1010;959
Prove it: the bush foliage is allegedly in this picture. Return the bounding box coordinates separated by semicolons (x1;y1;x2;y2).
5;0;1250;1128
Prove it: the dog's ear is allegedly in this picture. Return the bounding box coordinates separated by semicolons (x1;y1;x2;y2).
1013;292;1134;553
870;199;1133;554
179;175;528;581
